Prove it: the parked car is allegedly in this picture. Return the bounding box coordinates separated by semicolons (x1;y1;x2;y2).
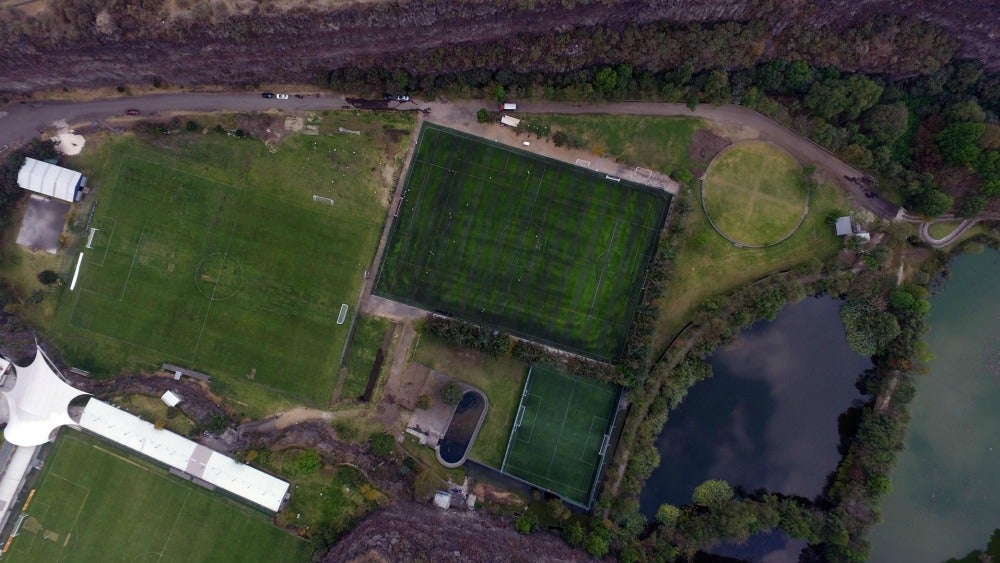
276;93;289;100
261;92;275;98
125;108;141;116
396;94;410;102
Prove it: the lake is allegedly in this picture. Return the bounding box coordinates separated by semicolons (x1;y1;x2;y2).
868;251;1000;562
640;297;871;561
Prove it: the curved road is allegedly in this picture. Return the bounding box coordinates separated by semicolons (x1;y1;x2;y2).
0;91;899;218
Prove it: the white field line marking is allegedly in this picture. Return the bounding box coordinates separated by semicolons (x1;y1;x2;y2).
543;381;577;479
119;229;145;300
69;252;84;291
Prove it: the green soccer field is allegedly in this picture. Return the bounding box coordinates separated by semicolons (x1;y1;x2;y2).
500;365;620;506
374;124;671;360
57;124;402;405
5;432;312;563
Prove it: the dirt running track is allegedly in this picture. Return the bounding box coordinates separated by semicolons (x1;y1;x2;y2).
0;93;897;217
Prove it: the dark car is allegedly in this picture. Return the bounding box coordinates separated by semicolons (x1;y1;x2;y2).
125;109;141;116
261;92;275;98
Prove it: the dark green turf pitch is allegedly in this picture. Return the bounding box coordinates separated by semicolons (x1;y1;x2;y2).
375;124;671;359
500;365;620;505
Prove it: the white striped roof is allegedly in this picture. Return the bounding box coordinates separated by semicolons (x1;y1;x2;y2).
79;399;288;511
16;158;81;202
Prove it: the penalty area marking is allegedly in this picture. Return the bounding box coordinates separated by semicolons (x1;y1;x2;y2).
336;304;348;325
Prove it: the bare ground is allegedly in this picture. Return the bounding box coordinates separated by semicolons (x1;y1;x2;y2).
323;502;593;563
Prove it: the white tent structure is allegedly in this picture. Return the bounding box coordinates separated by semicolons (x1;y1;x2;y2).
0;347;88;447
16;158;84;202
80;399;289;512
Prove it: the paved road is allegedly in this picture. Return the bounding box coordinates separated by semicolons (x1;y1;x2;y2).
1;92;898;217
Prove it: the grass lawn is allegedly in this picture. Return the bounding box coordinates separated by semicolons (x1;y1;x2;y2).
656;178;848;346
376;123;671;360
6;431;312;563
412;332;528;468
500;365;620;506
928;220;963;240
340;315;392;401
701;141;808;246
519;114;703;176
263;448;382;542
111;393;197;435
45;113;412;408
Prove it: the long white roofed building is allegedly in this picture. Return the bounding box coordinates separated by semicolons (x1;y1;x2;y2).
16;158;85;202
0;348;289;514
79;399;289;512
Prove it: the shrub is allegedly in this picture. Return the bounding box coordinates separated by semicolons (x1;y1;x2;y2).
37;270;59;285
514;513;535;534
415;394;432;410
369;432;395;457
692;479;734;508
439;381;463;405
333;419;361;441
296;450;322;474
656;504;681;527
562;521;584;546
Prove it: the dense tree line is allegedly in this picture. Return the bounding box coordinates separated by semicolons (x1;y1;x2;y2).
328;18;997;219
0;139;58;227
421;315;618;384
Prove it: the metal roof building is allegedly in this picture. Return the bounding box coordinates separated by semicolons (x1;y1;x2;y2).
835;216;853;236
16;158;85;202
79;399;289;512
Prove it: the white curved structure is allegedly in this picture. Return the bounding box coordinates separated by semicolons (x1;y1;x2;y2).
16;158;84;202
0;348;88;447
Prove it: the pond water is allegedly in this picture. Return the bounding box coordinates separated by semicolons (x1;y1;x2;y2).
640;297;870;561
869;251;1000;562
437;390;487;466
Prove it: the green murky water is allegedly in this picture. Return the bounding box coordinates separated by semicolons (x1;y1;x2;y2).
869;251;1000;562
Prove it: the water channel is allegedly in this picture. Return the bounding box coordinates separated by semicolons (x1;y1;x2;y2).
640;297;871;561
868;250;1000;562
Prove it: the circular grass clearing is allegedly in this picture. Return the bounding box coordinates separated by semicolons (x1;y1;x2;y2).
701;141;808;247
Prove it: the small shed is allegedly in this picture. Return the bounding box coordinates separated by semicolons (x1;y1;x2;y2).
161;390;182;407
500;115;521;128
17;158;85;202
433;491;452;509
834;216;853;236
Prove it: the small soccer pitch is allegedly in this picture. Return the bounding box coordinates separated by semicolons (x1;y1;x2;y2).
375;124;671;360
500;365;621;506
4;432;311;562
